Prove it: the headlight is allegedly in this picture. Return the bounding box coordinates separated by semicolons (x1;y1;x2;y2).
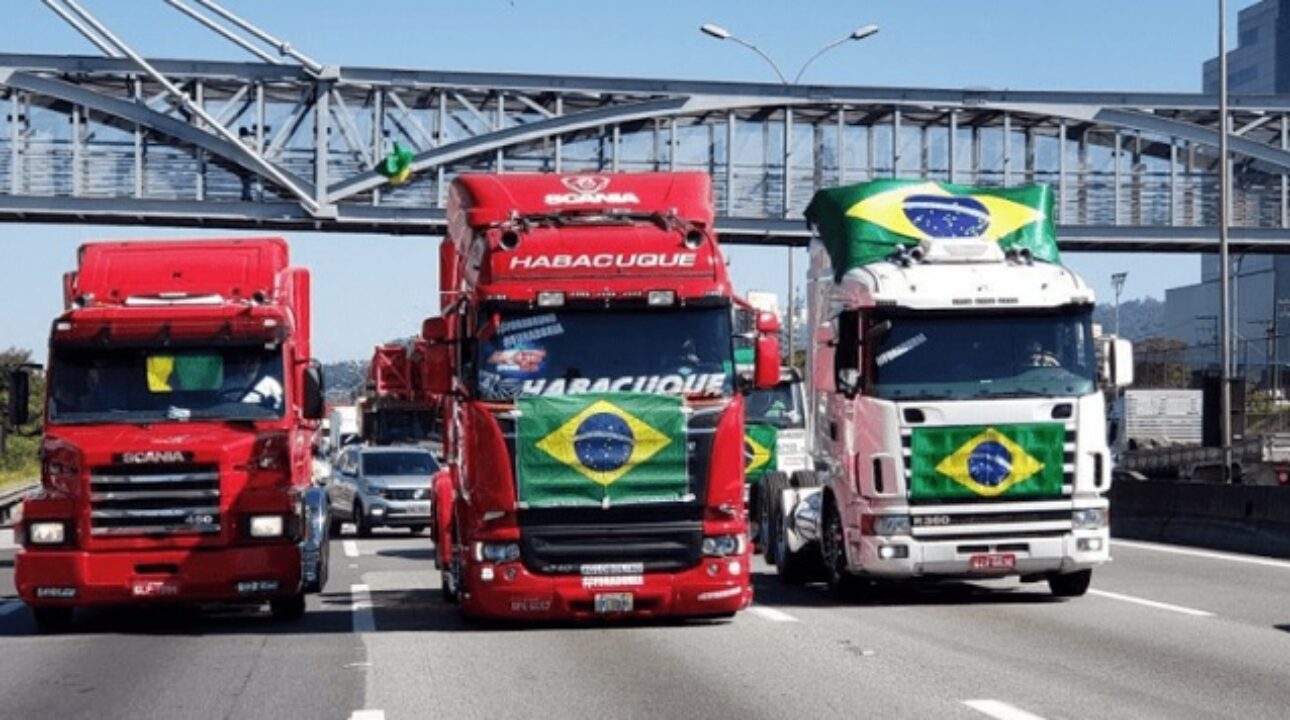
249;515;285;538
1072;508;1108;530
28;521;67;545
474;542;521;563
367;484;389;499
872;515;912;536
702;534;746;557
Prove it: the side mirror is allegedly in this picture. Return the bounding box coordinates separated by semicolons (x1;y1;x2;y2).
754;335;780;389
302;362;325;420
1110;338;1134;388
7;368;30;427
420;316;455;396
753;311;781;390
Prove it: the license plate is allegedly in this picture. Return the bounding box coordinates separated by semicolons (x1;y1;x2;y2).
593;592;634;613
968;553;1016;573
131;580;179;597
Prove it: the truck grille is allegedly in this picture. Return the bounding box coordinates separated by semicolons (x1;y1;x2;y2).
518;511;704;574
89;464;221;536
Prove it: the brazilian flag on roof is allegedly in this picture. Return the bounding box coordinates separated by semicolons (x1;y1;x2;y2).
517;393;688;508
804;180;1059;281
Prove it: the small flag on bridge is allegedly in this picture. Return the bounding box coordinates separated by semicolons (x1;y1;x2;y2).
377;141;415;185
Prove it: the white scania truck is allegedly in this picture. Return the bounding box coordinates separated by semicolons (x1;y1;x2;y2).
761;180;1133;597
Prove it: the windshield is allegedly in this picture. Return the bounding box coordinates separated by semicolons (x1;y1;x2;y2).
49;344;286;424
362;451;438;476
476;306;734;400
746;380;804;428
870;308;1096;401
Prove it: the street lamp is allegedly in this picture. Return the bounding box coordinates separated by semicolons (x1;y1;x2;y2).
699;23;879;84
1218;0;1234;481
1111;272;1128;337
702;21;879;365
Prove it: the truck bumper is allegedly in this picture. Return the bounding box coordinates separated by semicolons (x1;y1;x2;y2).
458;554;753;621
851;529;1110;579
364;499;432;528
15;544;303;607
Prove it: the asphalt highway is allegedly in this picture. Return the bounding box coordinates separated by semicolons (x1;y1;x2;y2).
1;527;1288;720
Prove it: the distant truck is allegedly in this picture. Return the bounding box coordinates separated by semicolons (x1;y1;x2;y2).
1112;388;1290;484
8;238;329;630
744;369;811;545
329;405;359;458
762;180;1133;598
357;344;439;448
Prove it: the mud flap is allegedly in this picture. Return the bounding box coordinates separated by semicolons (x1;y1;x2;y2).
300;485;329;593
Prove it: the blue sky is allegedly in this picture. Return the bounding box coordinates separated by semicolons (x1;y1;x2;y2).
0;0;1249;361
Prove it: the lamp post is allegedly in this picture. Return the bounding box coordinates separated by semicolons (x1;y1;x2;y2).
701;22;879;364
1218;0;1234;482
1111;272;1128;337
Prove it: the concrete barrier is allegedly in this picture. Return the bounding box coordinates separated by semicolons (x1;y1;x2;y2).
1110;480;1290;558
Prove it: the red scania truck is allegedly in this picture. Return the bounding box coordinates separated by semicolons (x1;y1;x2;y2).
414;172;780;620
8;238;330;630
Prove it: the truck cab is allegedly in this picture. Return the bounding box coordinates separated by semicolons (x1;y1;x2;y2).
10;239;329;630
420;172;779;620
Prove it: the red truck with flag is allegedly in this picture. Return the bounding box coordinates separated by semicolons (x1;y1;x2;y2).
7;238;330;630
413;172;780;620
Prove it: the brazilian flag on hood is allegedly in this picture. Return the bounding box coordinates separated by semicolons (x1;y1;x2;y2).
804;180;1059;281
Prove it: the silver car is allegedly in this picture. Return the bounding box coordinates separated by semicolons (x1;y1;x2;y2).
326;445;438;536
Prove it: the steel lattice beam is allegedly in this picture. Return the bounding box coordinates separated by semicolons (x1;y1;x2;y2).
5;52;1290;251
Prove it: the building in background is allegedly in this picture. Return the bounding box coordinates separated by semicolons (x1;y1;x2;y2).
1202;0;1290;94
1163;0;1290;384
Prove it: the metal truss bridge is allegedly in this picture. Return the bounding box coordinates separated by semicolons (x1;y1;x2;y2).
6;52;1290;251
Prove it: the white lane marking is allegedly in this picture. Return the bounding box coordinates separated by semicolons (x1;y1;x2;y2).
1088;589;1214;618
747;605;799;623
349;711;385;720
343;540;360;558
1113;539;1290;571
0;601;23;617
0;529;16;551
963;699;1048;720
351;583;376;633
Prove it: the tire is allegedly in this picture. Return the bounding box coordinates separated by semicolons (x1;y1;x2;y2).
791;469;821;489
409;525;429;535
354;502;373;538
440;522;461;604
821;496;867;598
1048;569;1092;598
772;487;816;586
270;592;307;621
305;530;330;594
328;512;343;538
32;606;74;633
761;472;788;565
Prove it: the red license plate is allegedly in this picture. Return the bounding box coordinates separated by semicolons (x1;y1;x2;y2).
968;553;1016;573
131;580;179;598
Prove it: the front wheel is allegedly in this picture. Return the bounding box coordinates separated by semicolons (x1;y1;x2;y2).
1048;569;1092;598
270;593;307;621
32;606;74;633
821;498;866;598
354;502;373;538
760;472;788;566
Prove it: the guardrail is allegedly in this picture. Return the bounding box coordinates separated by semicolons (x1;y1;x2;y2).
0;481;36;527
1111;480;1290;558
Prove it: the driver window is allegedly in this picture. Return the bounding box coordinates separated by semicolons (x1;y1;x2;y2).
835;310;861;394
